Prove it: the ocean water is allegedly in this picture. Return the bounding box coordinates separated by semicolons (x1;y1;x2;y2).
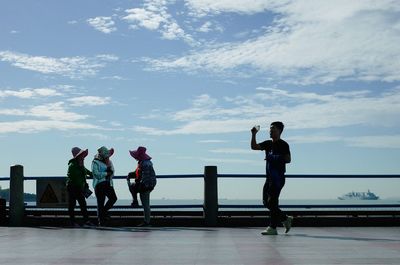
24;198;400;210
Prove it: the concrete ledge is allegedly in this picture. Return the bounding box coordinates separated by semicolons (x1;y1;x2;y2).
2;208;399;227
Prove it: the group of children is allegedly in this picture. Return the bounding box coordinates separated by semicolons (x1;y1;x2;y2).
66;145;156;227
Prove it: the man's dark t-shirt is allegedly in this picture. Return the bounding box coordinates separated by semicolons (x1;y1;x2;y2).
259;139;290;178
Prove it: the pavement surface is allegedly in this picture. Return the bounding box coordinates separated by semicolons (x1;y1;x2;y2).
1;226;399;264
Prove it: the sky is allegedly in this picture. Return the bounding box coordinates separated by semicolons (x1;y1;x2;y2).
1;0;400;200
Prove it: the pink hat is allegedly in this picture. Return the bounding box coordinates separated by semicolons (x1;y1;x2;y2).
130;146;151;161
71;147;88;159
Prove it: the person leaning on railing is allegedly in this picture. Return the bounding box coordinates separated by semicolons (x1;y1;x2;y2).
127;146;157;227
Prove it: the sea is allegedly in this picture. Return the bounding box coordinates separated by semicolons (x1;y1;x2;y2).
24;198;400;211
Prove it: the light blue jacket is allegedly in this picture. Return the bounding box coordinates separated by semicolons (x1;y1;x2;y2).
91;158;114;188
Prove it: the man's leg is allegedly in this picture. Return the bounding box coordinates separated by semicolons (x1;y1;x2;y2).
267;192;280;229
263;180;282;228
279;180;293;233
262;181;278;235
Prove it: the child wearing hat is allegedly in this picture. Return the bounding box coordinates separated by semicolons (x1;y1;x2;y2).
92;146;117;226
127;146;156;226
66;147;93;227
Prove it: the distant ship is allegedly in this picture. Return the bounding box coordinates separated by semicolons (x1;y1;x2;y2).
338;190;379;200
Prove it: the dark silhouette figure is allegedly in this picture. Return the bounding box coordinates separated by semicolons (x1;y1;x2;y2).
92;146;117;226
66;147;93;227
251;121;293;235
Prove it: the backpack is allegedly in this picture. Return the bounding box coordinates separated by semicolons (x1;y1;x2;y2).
139;160;157;191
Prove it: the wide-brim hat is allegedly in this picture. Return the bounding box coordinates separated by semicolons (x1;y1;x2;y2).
129;146;151;161
71;147;88;159
97;146;114;159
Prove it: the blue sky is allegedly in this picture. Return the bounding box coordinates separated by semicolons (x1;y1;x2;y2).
1;0;400;200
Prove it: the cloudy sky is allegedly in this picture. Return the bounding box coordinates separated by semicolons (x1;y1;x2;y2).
1;0;399;200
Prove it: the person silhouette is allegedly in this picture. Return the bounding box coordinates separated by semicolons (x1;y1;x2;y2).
251;121;293;235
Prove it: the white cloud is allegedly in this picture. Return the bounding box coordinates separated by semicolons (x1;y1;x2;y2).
87;16;117;34
210;148;253;154
0;120;98;134
1;102;87;121
133;87;400;150
96;54;119;61
185;0;278;16
134;119;259;135
0;101;104;134
0;88;62;99
144;0;400;84
346;135;400;149
123;0;196;45
0;51;116;78
100;75;127;80
124;7;165;30
0;109;26;116
34;88;62;97
161;21;186;40
198;140;228;143
200;157;259;165
287;135;342;144
173;94;218;121
198;21;212;32
285;133;400;149
197;21;223;33
68;96;111;107
30;102;87;121
68;132;110;140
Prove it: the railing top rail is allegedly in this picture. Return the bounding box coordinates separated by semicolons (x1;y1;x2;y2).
0;174;204;181
24;204;204;209
219;174;400;178
219;204;400;209
1;174;400;181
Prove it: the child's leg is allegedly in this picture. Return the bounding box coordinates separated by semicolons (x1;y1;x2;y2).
129;183;138;203
140;191;151;224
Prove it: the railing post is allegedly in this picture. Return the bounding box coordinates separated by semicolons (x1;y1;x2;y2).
0;197;6;226
203;166;218;226
9;165;24;226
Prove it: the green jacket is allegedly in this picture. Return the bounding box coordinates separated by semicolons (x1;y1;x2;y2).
67;158;92;189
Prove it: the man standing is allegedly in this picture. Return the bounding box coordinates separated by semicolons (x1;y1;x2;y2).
251;121;293;235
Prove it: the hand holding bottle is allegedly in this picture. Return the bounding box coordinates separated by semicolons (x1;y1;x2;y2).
251;125;260;134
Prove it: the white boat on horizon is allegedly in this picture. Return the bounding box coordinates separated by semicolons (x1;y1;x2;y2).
338;190;379;200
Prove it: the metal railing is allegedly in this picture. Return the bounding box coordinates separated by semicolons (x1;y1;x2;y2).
218;174;400;209
2;172;400;210
0;165;400;226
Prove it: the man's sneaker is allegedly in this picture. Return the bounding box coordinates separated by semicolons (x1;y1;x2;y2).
137;222;151;227
261;226;278;235
282;216;293;233
131;201;139;208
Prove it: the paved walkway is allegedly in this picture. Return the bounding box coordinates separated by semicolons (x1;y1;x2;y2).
0;226;399;264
